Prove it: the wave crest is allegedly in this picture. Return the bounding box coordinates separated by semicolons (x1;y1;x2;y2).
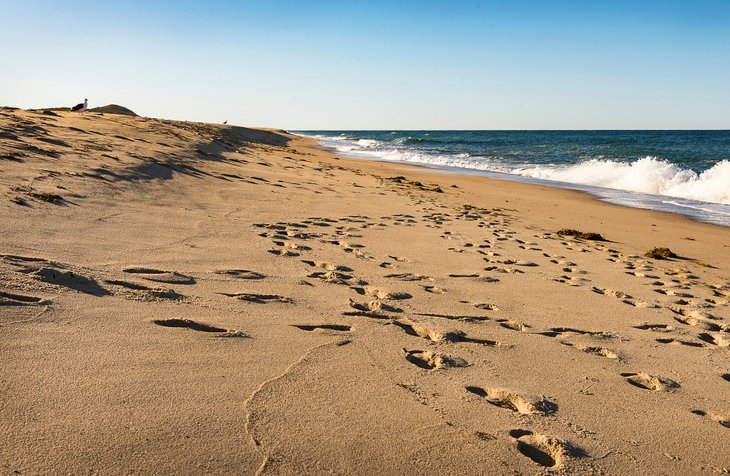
515;157;730;205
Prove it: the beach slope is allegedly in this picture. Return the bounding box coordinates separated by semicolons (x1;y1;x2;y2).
1;108;728;474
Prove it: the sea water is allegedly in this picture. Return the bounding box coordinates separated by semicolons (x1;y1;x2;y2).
295;130;730;226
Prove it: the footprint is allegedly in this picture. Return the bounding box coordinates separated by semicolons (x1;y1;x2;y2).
691;409;730;428
625;271;660;279
152;318;247;337
392;321;502;346
620;372;680;391
550;259;577;267
592;287;630;299
404;349;468;370
697;332;729;347
539;327;615;339
350;286;411;300
633;323;674;332
384;273;433;282
221;293;293;304
106;280;156;291
384;291;412;300
473;303;499;311
553;275;589;287
670;309;724;331
466;387;557;415
712;414;730;429
105;280;183;301
349;299;402;313
655;288;694;298
342;310;392;319
34;267;110;296
1;254;49;266
273;240;311;251
622;299;659;308
508;429;576;468
484;265;524;274
392;321;455;342
415;312;490;322
307;271;353;284
122;267;195;285
497;319;529;331
268;248;299;257
301;260;352;272
0;290;46;305
562;342;620;360
291;324;351;332
213;269;265;280
422;286;445;294
655;338;704;348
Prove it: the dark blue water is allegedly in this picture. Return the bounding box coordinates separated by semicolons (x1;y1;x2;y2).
296;130;730;226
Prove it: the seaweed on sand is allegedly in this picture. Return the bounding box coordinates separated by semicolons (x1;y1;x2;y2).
556;229;605;241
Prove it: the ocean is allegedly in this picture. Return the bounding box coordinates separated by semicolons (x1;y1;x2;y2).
295;130;730;226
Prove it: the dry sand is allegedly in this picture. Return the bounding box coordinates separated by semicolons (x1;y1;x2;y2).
1;107;728;475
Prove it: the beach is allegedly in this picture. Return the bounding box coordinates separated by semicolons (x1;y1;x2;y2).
1;107;729;474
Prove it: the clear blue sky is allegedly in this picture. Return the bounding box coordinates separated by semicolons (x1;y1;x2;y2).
2;0;729;129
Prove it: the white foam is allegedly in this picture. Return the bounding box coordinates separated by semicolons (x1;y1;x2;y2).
515;157;730;205
355;139;381;147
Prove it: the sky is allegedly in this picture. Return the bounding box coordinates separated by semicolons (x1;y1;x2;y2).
2;0;729;130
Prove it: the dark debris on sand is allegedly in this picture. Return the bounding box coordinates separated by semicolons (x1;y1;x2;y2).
29;191;64;203
557;228;606;241
645;247;678;259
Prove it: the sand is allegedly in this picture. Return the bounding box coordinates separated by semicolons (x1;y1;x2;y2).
1;107;728;475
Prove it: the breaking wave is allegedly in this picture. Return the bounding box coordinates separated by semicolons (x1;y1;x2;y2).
515;157;730;205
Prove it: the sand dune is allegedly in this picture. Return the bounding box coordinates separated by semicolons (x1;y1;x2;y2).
1;107;728;474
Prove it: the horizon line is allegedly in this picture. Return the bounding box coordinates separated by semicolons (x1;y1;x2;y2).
291;128;730;132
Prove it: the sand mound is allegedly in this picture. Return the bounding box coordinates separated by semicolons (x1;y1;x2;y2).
88;104;137;116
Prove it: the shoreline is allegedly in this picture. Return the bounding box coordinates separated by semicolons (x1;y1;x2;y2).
295;131;730;227
296;132;730;242
2;109;729;474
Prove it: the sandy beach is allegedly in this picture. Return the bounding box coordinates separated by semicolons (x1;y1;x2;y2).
1;107;729;475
